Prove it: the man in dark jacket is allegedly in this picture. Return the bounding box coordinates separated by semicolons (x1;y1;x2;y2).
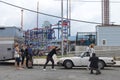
89;53;101;75
43;46;60;70
26;44;33;68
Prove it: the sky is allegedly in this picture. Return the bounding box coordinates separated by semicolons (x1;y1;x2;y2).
0;0;120;36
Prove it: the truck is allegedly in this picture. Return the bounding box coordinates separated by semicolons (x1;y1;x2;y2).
0;26;24;60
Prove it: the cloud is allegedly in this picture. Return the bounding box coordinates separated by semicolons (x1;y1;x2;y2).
70;1;101;35
110;3;120;24
0;0;120;36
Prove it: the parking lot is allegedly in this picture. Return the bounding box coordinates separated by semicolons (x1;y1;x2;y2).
0;64;120;80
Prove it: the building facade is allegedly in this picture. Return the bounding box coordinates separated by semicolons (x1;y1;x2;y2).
96;25;120;46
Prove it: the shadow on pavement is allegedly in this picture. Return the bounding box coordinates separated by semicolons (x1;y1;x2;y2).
0;61;14;66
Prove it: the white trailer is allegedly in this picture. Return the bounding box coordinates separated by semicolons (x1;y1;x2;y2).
0;26;24;60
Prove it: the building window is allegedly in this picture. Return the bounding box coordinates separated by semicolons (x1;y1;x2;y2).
76;32;96;46
102;40;106;45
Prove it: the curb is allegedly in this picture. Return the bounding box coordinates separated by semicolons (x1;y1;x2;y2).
1;59;120;67
33;64;58;66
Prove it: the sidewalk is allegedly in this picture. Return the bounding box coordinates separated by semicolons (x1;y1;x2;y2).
4;58;120;67
33;58;120;67
5;58;59;66
33;58;59;66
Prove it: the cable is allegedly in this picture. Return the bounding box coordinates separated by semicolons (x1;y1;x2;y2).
55;0;120;3
62;0;120;3
0;0;101;24
78;1;120;3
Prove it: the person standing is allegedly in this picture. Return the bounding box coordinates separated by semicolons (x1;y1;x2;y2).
20;44;26;68
25;45;29;68
43;46;60;71
89;53;101;75
26;44;33;68
14;43;22;70
89;44;95;57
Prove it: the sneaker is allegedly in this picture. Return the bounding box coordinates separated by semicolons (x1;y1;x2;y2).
90;72;93;74
51;68;56;71
96;72;101;75
90;71;93;74
43;69;46;71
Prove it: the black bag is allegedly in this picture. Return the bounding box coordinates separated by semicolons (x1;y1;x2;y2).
27;60;33;68
27;56;33;69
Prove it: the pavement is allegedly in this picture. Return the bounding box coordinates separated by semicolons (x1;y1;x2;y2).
4;58;120;67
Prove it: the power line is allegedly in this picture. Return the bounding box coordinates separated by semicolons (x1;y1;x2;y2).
78;1;120;3
56;0;120;3
0;0;101;24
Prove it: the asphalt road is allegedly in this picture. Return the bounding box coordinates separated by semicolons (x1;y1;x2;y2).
0;64;120;80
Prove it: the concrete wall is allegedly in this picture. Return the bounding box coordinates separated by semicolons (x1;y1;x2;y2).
75;46;120;57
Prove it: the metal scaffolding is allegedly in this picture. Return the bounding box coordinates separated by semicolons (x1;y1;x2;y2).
24;27;55;50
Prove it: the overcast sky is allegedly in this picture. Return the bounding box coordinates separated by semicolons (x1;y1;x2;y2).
0;0;120;36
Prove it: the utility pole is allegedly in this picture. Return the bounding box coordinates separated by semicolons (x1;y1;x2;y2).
66;0;69;55
68;0;71;53
61;0;64;57
37;1;39;29
69;0;71;36
37;1;39;48
21;9;23;30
